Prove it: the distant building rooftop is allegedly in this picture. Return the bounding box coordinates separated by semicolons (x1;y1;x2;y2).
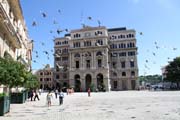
108;27;126;32
65;33;70;37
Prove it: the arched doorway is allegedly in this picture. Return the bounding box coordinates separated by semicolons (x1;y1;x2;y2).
74;74;81;92
97;73;105;91
85;74;92;91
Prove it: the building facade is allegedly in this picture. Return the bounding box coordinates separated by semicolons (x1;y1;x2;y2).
0;0;33;70
35;64;55;90
0;0;33;93
54;26;138;92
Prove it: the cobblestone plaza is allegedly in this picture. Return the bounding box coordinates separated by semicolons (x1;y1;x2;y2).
1;91;180;120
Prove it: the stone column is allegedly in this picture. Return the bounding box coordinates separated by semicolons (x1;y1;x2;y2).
81;78;86;92
92;77;97;90
127;79;132;90
69;53;72;70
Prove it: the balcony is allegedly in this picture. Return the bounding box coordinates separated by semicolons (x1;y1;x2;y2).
0;0;21;48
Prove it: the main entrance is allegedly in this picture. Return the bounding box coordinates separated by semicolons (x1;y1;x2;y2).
74;74;81;92
97;73;104;91
85;74;92;91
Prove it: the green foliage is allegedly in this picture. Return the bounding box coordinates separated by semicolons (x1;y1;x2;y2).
0;57;27;88
0;93;6;98
164;57;180;88
139;74;162;85
24;72;39;89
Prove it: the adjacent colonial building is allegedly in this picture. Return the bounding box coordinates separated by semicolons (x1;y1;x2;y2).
35;64;55;90
54;26;138;91
0;0;33;93
0;0;33;70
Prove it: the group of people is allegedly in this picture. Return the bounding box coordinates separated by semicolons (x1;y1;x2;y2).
28;89;40;101
46;89;64;107
28;87;91;107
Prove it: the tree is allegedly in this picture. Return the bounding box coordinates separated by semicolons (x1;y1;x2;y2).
164;57;180;89
0;57;27;88
24;72;39;89
138;75;162;85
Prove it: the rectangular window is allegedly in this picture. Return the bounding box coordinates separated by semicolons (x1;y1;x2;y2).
76;61;79;68
128;51;135;56
84;41;91;47
121;61;126;68
97;40;103;45
86;60;90;68
62;57;68;61
74;42;81;48
130;61;135;68
114;81;118;89
98;59;102;68
56;75;59;79
119;52;126;57
112;62;116;69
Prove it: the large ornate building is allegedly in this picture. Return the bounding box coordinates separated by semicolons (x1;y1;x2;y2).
54;26;138;91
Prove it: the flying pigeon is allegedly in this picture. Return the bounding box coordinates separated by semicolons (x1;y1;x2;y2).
43;51;49;55
32;21;37;26
57;29;63;34
58;9;61;14
139;32;143;35
41;12;47;18
87;16;92;20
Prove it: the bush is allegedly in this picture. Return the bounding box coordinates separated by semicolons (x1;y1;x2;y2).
0;93;5;98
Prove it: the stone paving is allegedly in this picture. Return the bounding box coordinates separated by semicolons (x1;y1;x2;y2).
1;91;180;120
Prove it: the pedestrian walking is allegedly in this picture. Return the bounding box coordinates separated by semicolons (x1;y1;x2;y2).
39;89;42;95
46;91;53;107
55;89;58;99
29;90;34;101
34;90;40;101
59;90;64;105
88;88;91;97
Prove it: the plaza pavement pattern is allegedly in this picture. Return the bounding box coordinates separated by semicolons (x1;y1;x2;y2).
1;91;180;120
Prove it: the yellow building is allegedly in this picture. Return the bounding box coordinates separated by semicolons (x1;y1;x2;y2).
0;0;33;92
35;64;55;90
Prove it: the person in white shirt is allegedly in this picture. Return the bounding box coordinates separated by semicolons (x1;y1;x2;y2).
59;90;64;105
46;91;53;107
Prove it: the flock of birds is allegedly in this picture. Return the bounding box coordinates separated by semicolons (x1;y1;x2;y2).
31;9;103;70
29;9;178;74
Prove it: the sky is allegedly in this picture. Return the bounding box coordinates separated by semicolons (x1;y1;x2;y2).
20;0;180;76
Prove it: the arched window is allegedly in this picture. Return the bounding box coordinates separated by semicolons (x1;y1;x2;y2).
130;43;132;48
122;72;126;76
131;71;135;76
121;43;124;48
74;53;80;57
96;51;102;56
132;34;134;38
123;43;126;48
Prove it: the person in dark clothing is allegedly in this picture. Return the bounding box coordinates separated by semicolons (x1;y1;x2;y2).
34;90;40;101
55;89;58;99
59;90;64;105
29;90;34;101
